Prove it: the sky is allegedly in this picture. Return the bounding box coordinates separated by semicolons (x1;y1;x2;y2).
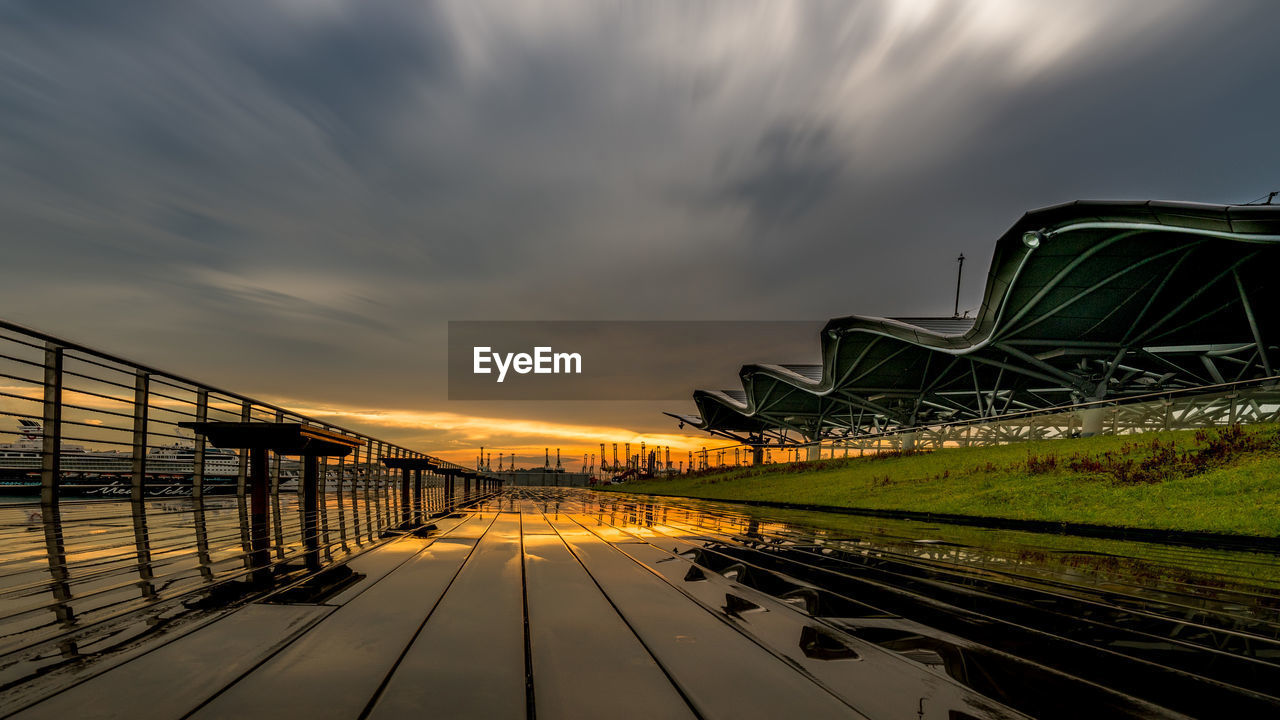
2;0;1279;466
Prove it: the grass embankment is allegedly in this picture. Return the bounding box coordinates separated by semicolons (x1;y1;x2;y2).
608;424;1280;537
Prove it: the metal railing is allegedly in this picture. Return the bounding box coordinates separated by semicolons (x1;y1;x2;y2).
0;318;498;689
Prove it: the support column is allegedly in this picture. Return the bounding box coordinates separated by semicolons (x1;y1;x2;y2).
751;446;763;465
1080;405;1105;437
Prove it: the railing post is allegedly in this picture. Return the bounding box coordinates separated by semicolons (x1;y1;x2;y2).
130;370;150;503
363;440;374;541
349;441;363;546
384;445;393;526
192;389;208;500
302;453;320;570
414;468;423;523
400;466;411;526
371;440;383;530
192;388;213;581
391;448;401;522
41;344;63;507
249;447;271;583
335;453;349;553
130;370;156;599
40;343;74;625
237;401;251;563
271;411;285;560
392;447;402;523
319;455;332;562
385;446;394;526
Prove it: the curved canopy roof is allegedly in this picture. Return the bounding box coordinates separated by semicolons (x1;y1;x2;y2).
672;200;1280;442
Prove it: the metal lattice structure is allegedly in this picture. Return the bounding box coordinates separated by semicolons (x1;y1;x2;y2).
669;200;1280;450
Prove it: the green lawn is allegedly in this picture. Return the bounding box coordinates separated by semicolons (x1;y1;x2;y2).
605;424;1280;537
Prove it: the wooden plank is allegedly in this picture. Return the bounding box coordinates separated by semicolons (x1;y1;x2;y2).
366;513;525;719
566;516;646;543
443;511;501;539
520;512;554;534
324;514;472;605
191;521;493;719
546;516;867;720
14;604;331;720
523;532;695;720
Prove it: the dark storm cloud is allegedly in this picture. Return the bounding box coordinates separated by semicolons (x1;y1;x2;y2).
230;1;459;159
2;0;1280;439
719;121;847;227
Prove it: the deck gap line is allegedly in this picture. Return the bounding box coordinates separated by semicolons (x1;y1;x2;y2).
166;607;336;720
520;512;536;720
583;495;1238;717
0;604;247;719
174;513;488;720
559;510;866;716
352;511;497;720
263;512;476;607
539;508;707;720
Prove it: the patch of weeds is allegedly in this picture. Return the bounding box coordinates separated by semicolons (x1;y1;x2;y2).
1022;424;1278;485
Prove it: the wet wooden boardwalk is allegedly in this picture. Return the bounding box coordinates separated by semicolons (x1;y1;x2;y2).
7;490;992;720
10;488;1280;719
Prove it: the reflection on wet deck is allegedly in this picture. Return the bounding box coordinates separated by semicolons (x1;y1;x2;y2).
5;488;1280;719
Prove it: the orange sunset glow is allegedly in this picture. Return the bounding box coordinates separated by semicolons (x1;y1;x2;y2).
283;400;716;468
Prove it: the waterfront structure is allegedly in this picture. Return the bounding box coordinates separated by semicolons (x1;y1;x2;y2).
671;201;1280;455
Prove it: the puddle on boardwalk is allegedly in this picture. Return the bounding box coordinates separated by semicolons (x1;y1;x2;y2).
4;488;1279;719
0;487;459;696
497;487;1280;719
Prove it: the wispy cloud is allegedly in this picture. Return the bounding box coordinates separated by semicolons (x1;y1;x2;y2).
1;0;1277;446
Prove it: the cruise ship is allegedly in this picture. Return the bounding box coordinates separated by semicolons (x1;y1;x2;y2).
0;420;240;498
